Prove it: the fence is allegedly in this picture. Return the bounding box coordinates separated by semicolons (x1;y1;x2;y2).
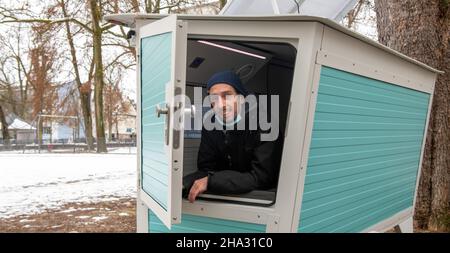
0;138;136;154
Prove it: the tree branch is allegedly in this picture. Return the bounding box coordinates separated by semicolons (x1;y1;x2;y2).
1;17;93;33
103;28;126;38
101;23;116;31
104;50;134;70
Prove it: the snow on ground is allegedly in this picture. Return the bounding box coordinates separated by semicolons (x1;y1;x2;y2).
0;150;137;218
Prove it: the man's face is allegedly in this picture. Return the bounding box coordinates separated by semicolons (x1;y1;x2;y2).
208;83;241;123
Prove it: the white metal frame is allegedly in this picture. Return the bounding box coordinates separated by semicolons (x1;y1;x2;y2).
136;197;149;233
315;51;433;93
290;25;437;233
137;15;187;229
398;216;414;233
182;20;325;232
135;18;146;233
319;27;437;232
129;15;438;233
104;14;441;74
290;62;324;232
134;19;322;231
362;207;414;232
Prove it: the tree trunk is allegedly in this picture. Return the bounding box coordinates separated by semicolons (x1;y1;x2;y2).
145;0;152;13
106;85;112;142
60;0;95;151
6;85;17;115
89;0;107;153
108;109;112;142
38;114;43;145
0;105;10;148
16;25;24;117
375;0;450;232
115;118;119;142
81;92;94;149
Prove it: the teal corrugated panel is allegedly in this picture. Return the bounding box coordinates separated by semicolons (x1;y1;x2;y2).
148;210;266;233
299;66;430;233
140;32;172;210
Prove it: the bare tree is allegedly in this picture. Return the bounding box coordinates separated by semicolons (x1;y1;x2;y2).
59;0;95;150
104;82;130;142
0;104;10;148
375;0;450;232
28;22;60;144
0;51;19;117
1;0;217;152
1;1;116;152
88;0;108;152
0;25;33;120
1;1;95;147
341;0;377;40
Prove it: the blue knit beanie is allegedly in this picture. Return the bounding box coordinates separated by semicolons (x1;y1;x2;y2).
206;70;248;96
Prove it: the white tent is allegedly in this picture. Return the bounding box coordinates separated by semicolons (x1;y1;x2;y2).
220;0;358;21
8;118;35;130
4;117;36;144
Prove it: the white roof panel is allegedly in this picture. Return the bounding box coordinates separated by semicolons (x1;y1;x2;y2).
104;14;441;74
220;0;358;21
299;0;358;20
221;0;277;15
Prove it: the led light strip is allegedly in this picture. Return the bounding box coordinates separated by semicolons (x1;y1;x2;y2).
197;40;267;60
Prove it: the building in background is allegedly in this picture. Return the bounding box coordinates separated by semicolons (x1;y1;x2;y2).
108;97;136;143
0;116;36;144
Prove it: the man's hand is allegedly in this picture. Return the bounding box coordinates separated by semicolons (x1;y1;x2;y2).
188;176;208;203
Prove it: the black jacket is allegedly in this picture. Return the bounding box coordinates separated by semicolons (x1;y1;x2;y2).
183;113;282;195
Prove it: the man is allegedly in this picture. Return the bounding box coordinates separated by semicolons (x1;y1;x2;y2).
183;70;282;203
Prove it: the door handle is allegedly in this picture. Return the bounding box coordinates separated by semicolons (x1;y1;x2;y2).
156;104;169;118
155;103;170;145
